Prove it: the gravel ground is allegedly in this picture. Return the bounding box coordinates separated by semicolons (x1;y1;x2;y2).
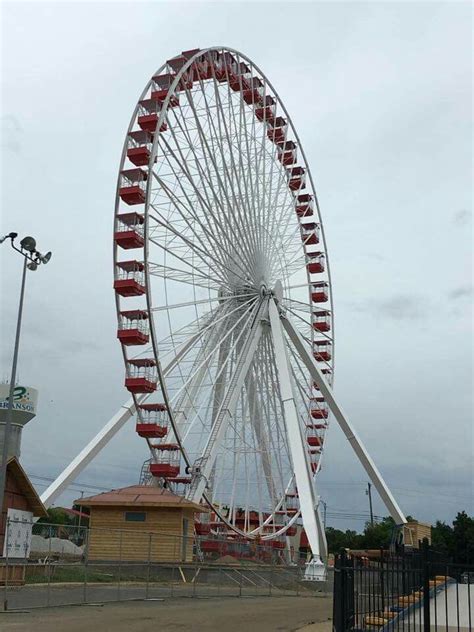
0;595;333;632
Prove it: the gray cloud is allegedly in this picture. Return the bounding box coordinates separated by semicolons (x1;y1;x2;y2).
452;209;472;226
374;295;430;321
448;285;473;300
1;1;472;530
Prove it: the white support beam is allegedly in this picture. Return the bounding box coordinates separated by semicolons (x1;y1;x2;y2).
316;501;328;560
39;344;197;509
188;307;264;504
280;311;407;525
40;395;144;508
246;376;278;506
268;299;325;574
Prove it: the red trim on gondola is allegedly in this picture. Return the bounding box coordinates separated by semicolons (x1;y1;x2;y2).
114;279;145;297
195;522;211;535
119;186;145;205
140;403;167;411
136;423;168;438
138;113;168;133
117;329;149;346
114;231;144;250
125;377;156;394
152;443;179;451
311;282;329;303
149;463;180;478
127;147;150;167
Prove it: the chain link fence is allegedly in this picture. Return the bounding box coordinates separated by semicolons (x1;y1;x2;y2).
1;520;332;610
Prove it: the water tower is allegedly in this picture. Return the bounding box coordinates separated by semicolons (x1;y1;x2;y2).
0;384;38;458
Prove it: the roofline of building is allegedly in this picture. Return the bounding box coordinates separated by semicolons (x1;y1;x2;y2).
6;457;48;518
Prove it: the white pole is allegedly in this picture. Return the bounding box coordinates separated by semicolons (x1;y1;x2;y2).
268;299;326;580
40;397;143;508
281;311;407;525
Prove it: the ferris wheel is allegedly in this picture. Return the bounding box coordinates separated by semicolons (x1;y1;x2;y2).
41;47;406;581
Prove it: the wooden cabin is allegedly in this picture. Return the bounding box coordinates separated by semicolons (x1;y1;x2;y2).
76;485;206;563
0;457;48;585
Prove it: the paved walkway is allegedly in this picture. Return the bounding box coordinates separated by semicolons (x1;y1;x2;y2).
407;583;473;631
0;595;333;632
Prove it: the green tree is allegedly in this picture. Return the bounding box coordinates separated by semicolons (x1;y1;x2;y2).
431;520;454;556
452;510;474;563
37;507;75;526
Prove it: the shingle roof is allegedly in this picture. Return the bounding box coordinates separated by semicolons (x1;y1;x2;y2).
6;457;48;518
75;485;206;513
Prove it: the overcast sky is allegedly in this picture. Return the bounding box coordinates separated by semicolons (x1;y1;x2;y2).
1;1;472;531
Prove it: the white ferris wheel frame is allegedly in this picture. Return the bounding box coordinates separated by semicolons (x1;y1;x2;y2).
40;47;406;580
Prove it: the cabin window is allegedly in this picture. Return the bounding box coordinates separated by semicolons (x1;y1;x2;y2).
124;511;146;522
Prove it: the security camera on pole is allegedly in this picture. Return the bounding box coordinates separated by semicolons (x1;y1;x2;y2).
0;233;51;516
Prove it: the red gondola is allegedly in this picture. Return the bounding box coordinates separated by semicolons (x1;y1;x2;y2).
114;213;145;250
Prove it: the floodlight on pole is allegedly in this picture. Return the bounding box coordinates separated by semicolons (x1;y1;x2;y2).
0;233;51;523
19;236;37;253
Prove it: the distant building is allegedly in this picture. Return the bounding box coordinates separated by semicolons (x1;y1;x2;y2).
76;485;206;563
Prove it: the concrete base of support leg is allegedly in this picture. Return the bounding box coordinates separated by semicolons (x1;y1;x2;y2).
303;556;327;582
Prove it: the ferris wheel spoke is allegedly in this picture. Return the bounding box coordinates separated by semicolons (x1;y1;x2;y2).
258;334;291;488
208;73;262;264
150;293;250;313
170;298;260;409
148;201;249;289
157;123;247;274
183;86;260;276
245;371;278;507
169;85;258;274
187;301;265;503
158;295;259;370
147;247;224;290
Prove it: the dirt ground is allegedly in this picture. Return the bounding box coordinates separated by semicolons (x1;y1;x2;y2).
0;595;332;632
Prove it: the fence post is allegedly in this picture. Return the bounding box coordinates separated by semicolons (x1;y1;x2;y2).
146;532;151;600
380;549;385;615
117;530;123;601
46;525;52;607
83;527;89;604
333;551;344;632
422;538;431;632
3;517;9;611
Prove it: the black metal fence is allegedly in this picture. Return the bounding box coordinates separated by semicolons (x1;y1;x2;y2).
333;540;473;631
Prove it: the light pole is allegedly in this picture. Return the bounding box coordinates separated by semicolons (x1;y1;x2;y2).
0;233;51;520
366;482;374;526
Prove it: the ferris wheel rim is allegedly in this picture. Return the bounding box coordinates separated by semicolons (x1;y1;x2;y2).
113;46;335;540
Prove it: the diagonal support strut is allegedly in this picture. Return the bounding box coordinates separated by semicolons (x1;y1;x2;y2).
268;298;326;576
280;310;407;526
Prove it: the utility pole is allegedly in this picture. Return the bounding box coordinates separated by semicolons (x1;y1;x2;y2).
366;482;374;526
321;500;327;528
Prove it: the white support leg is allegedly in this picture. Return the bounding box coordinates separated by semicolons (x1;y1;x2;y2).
39;348;191;509
188;310;264;504
316;501;328;560
40;395;144;507
268;299;326;581
280;311;407;526
246;376;278;506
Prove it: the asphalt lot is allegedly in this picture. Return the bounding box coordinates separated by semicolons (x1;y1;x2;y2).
0;594;333;632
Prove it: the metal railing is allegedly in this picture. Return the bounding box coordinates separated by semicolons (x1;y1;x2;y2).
0;520;331;611
333;539;473;631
